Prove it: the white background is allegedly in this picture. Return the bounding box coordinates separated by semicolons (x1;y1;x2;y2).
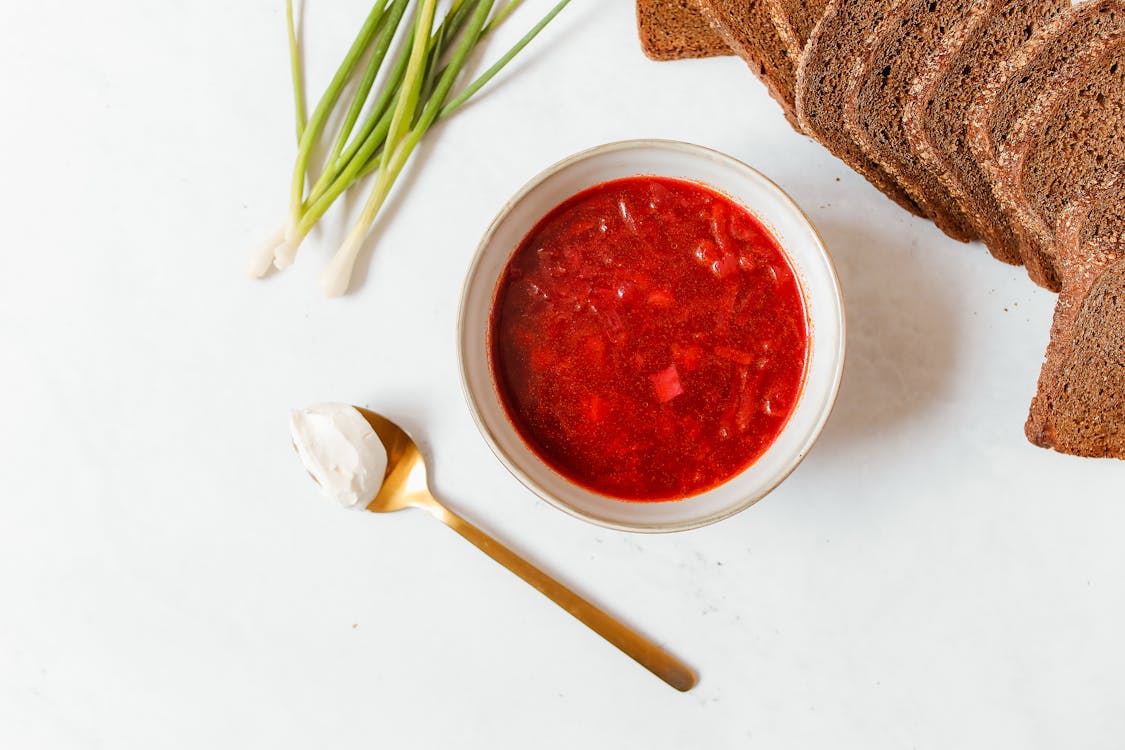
2;2;1123;748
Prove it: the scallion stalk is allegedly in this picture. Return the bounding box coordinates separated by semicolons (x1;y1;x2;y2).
287;0;306;141
302;0;470;226
327;0;409;165
321;0;493;296
250;0;572;296
276;0;389;270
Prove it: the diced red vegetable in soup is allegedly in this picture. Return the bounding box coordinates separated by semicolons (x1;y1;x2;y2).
489;177;808;501
651;365;685;403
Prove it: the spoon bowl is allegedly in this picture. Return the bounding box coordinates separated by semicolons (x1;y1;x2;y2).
356;408;428;514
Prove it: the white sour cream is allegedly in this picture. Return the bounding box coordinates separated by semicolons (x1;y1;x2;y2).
289;403;388;509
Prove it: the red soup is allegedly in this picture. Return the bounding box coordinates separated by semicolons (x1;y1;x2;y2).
489;176;809;502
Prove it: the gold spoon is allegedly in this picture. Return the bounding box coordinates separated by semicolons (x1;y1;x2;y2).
351;407;696;692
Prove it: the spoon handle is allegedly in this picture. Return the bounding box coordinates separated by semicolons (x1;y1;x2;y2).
420;495;696;692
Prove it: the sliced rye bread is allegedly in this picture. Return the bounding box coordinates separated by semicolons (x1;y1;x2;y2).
1026;179;1125;458
996;37;1125;291
695;0;804;130
796;1;925;216
903;0;1066;265
764;0;828;60
637;0;733;61
844;0;984;243
966;1;1125;280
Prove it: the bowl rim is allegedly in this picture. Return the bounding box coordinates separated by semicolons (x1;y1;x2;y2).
457;138;846;533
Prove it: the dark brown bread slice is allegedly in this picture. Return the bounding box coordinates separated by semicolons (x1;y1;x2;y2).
904;0;1066;265
1026;179;1125;458
845;0;983;243
1029;247;1125;457
796;1;925;216
764;0;828;60
997;38;1125;291
637;0;733;61
695;0;803;130
967;1;1125;277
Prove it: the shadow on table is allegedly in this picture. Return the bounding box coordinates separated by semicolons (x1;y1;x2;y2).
807;218;961;460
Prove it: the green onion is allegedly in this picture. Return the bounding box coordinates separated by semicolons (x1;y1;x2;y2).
250;0;572;295
440;0;571;119
286;0;306;141
275;0;390;270
321;0;471;298
327;0;409;165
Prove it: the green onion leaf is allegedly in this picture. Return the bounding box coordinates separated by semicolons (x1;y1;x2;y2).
441;0;571;119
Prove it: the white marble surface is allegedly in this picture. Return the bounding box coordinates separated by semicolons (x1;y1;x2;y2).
2;2;1123;748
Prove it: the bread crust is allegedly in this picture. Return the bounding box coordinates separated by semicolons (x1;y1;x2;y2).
996;37;1125;290
764;0;828;60
796;0;925;215
845;0;985;243
904;0;1066;264
966;1;1125;286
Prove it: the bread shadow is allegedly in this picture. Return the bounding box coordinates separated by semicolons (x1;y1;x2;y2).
807;218;961;458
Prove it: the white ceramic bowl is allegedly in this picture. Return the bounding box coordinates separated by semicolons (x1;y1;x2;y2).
458;140;845;533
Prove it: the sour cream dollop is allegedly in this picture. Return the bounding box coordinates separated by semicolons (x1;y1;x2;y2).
289;403;388;509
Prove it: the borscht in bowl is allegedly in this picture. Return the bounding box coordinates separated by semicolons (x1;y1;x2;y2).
459;141;844;532
491;176;808;501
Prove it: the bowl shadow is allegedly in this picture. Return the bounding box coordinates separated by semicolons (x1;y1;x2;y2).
806;218;961;460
